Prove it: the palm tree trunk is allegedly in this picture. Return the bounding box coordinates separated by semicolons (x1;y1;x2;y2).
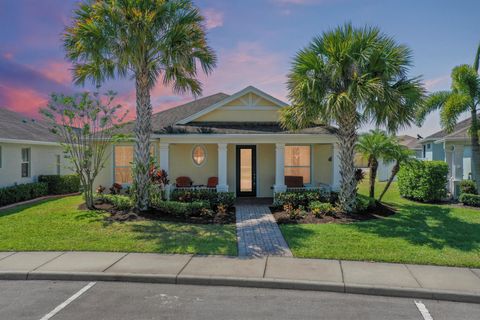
369;157;378;198
470;109;480;192
379;162;399;201
134;70;152;211
337;115;358;213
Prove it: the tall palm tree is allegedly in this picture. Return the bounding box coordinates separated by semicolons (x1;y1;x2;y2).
356;130;394;198
417;55;480;191
281;24;424;212
64;0;217;211
378;143;414;201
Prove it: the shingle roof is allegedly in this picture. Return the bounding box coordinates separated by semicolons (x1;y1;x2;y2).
115;93;229;135
0;108;59;143
422;117;473;142
397;135;422;150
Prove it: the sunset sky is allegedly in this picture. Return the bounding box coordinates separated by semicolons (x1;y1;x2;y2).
0;0;479;136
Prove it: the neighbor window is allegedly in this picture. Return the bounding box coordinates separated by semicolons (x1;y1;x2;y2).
284;145;311;184
114;145;155;184
192;145;206;166
21;148;31;178
56;155;61;175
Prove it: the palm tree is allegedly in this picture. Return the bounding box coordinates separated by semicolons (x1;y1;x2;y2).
356;130;394;198
417;45;480;191
64;0;217;211
281;24;424;212
378;142;414;201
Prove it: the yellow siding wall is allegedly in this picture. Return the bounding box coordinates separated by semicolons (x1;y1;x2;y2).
313;144;333;185
169;144;218;185
195;109;279;122
257;144;275;197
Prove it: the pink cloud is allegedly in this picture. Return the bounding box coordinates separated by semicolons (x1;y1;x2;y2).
0;85;48;118
425;75;450;91
203;8;224;30
2;52;13;60
37;60;72;84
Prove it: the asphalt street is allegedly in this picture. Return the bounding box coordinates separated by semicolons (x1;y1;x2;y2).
0;280;479;320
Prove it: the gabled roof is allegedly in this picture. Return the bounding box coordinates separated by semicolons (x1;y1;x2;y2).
176;86;288;125
422;116;475;143
397;135;422;150
0;108;59;143
114;92;229;135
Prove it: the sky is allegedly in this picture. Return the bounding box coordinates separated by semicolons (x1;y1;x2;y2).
0;0;479;137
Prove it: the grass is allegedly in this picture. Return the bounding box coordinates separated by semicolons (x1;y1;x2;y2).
280;180;480;267
0;196;237;255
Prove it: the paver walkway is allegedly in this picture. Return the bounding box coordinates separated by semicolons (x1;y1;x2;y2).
235;199;293;257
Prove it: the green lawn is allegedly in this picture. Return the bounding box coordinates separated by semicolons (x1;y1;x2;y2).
0;196;237;255
280;181;480;267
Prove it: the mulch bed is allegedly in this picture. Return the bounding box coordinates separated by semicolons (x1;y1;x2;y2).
78;201;235;225
271;203;396;225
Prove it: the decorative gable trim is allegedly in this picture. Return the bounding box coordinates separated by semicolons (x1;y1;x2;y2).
176;86;288;125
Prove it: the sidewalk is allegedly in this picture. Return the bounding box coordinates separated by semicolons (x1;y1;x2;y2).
0;251;479;303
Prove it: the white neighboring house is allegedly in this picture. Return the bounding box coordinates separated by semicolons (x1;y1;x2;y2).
0;108;71;188
418;117;475;197
377;135;422;182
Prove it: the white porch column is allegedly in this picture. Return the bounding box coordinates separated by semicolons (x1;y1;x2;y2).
217;143;229;192
331;143;341;191
453;145;464;181
445;146;454;193
159;143;169;173
274;143;287;193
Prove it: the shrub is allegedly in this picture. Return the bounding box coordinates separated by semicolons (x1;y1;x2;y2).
459;180;477;195
274;190;331;208
38;175;80;195
397;160;448;202
459;193;480;207
97;194;133;211
170;189;235;209
309;201;334;217
356;194;376;212
152;200;211;218
0;182;48;207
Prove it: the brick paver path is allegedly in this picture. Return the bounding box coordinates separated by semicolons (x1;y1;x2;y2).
235;199;293;257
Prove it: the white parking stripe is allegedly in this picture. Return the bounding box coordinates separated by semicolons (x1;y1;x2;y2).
414;300;434;320
39;282;96;320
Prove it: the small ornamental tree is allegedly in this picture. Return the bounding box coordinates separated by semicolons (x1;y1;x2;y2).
41;91;127;209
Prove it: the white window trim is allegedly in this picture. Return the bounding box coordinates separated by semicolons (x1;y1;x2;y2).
21;147;31;178
191;144;207;167
284;144;312;184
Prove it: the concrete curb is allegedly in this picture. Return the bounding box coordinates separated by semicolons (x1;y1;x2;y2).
2;271;479;304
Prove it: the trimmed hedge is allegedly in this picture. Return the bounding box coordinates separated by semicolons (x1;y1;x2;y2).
153;200;212;218
459;180;477;195
356;194;376;212
0;182;48;207
274;190;331;208
38;175;80;195
97;194;133;211
459;193;480;207
397;160;448;202
170;189;235;209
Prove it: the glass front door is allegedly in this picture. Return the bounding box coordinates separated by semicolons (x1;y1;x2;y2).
236;145;256;197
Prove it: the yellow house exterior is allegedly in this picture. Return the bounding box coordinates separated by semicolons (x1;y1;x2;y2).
96;86;341;198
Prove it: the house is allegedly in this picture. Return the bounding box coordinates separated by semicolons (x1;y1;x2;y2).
377;135;422;182
0;108;71;187
95;86;341;198
418;117;474;196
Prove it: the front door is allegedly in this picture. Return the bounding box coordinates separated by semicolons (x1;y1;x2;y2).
236;145;256;197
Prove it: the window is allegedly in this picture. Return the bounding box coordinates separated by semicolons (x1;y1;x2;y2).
284;145;311;184
114;145;155;184
21;148;31;178
192;145;206;166
56;155;61;175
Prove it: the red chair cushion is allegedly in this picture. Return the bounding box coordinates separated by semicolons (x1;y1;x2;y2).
207;177;218;188
176;176;193;187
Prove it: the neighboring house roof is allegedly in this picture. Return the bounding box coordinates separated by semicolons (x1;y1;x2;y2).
115;87;337;136
0;108;59;143
397;135;422;150
421;117;473;143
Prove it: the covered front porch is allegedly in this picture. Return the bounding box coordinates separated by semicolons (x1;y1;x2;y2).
156;133;341;198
